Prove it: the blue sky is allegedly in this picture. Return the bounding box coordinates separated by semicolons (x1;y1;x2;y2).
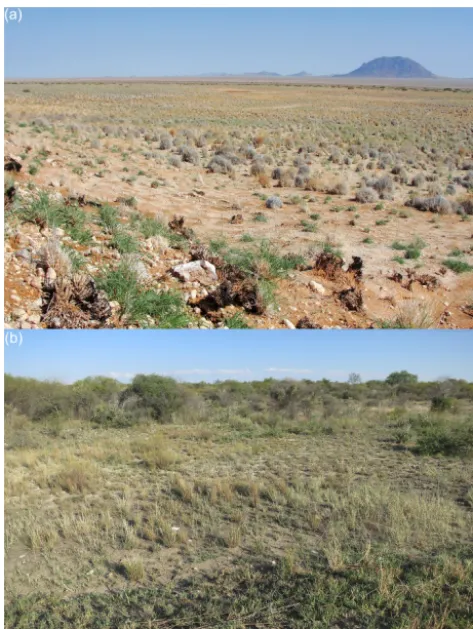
4;8;473;78
4;331;473;384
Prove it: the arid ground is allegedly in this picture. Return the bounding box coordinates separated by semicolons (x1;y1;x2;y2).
4;374;473;627
4;81;473;329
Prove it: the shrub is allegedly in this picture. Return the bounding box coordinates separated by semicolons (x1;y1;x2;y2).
415;420;473;457
91;405;136;428
159;133;173;150
121;374;186;422
327;180;349;195
180;145;200;165
258;173;271;188
207;155;234;175
250;159;267;177
372;175;394;197
458;196;473;216
411;173;425;187
266;196;283;209
355;187;379;203
278;170;295;187
431;396;458;413
406;196;452;214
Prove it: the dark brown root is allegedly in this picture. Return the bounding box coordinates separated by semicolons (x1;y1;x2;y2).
347;256;363;281
168;215;195;240
388;270;439;291
338;286;363;312
42;275;112;329
4;155;22;172
296;317;321;329
198;277;265;315
313;252;344;280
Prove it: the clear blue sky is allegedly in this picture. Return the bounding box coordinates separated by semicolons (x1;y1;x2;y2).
4;331;473;384
4;8;472;78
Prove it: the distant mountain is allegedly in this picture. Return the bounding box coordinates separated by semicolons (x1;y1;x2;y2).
243;71;281;77
289;71;311;77
339;57;436;79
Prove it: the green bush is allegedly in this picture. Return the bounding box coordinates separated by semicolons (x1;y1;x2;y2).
415;420;473;457
120;375;186;422
430;396;458;413
91;405;136;428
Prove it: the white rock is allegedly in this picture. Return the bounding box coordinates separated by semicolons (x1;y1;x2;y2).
12;308;27;319
10;294;21;303
27;314;41;325
309;280;326;295
29;278;43;290
283;319;296;329
46;267;57;283
172;260;218;285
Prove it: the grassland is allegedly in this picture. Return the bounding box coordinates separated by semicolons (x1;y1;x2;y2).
4;373;473;627
4;81;473;329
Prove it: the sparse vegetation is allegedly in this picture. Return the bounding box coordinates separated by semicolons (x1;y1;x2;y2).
4;372;473;628
4;81;473;329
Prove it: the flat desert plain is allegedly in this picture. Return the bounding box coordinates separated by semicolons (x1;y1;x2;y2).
4;81;473;328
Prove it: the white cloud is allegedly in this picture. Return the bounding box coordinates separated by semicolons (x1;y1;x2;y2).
168;368;252;376
107;372;136;381
265;367;313;374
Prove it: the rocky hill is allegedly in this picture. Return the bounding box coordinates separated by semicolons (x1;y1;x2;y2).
340;56;436;79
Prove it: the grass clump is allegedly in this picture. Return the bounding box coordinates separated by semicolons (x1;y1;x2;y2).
224;313;251;329
120;559;145;582
110;230;139;254
443;258;473;274
97;261;189;327
391;237;426;260
98;204;119;233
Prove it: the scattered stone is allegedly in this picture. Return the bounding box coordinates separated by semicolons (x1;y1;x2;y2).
145;235;169;253
283;318;296;329
45;267;57;288
308;280;326;295
12;308;27;319
14;249;32;262
172;260;218;285
230;214;244;224
27;314;42;325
